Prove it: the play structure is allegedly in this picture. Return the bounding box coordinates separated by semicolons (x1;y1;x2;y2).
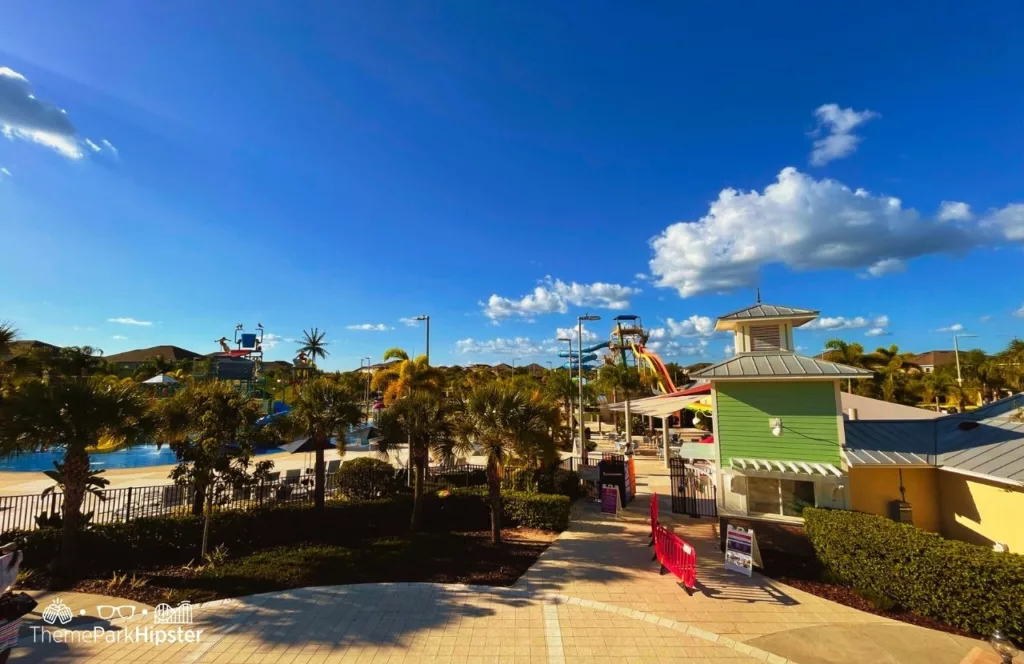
558;340;611;371
204;323;267;397
608;315;677;394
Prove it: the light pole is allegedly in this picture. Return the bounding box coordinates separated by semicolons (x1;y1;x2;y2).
362;356;372;423
558;336;574;450
415;314;430;365
953;333;978;386
512;356;521;373
577;314;601;460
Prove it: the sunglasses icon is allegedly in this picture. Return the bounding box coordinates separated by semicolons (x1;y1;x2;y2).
96;605;136;620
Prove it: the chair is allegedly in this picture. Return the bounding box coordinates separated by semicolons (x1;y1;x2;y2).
267;471;281;482
326;460;341;475
284;469;301;485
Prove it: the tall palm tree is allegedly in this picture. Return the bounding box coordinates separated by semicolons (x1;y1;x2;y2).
543;369;577;431
917;372;955;411
823;339;866;393
277;377;361;511
452;384;555;543
154;381;277;515
375;391;454;530
370;347;443;405
865;344;919;404
0;378;154;575
595;363;643;456
299;328;330;367
0;321;18;359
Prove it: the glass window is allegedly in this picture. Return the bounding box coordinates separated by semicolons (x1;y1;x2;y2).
781;479;816;517
746;477;817;516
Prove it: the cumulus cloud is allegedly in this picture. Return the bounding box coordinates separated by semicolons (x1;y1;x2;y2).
455;337;552;357
1014;305;1024;319
646;338;709;358
481;276;639;321
398;317;421;327
108;317;152;326
634;273;648;281
863;258;906;278
803;314;889;332
0;166;10;179
101;138;118;157
555;326;598;344
261;333;284;349
938;201;973;222
346;323;391;331
865;328;890;337
111;334;127;341
809;103;879;166
0;66;84;159
723;344;734;356
979;315;992;323
648;167;1024;297
936;323;964;332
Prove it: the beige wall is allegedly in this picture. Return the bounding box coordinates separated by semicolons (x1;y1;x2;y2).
849;467;941;533
938;470;1024;553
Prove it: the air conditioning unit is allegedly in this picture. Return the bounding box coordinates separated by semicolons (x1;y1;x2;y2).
889;500;913;524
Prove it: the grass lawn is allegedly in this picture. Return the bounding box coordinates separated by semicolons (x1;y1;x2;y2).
53;529;555;606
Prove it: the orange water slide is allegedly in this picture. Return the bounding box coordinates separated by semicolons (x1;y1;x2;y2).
631;340;677;393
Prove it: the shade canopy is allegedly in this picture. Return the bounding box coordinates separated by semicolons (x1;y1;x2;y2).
281;436;335;454
607;394;703;417
143;374;178;384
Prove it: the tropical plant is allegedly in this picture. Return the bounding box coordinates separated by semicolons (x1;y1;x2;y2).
275;377;361;511
0;321;18;359
298;328;330;367
0;377;154;574
154;381;277;516
864;344;919;404
370;348;443;405
915;372;955;411
544;369;577;430
41;462;111;500
595;362;643;450
375;391;454;530
133;354;176;381
823;339;866;393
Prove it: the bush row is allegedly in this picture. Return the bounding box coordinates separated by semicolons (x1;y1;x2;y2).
803;507;1024;640
11;489;571;576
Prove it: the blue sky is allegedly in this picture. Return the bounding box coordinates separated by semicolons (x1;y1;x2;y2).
1;1;1022;370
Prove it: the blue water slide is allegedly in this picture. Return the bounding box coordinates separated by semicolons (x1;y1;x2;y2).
255;401;292;429
559;352;598;363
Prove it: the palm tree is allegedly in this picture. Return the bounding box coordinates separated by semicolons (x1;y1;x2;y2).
595;363;643;456
0;321;17;359
370;347;443;405
154;381;277;516
299;328;330;367
0;378;154;574
544;369;576;431
916;372;955;411
452;384;555;543
823;339;866;393
864;344;919;404
375;391;454;530
277;377;361;511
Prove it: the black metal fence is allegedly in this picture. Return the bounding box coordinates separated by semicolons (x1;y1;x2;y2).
669;457;717;517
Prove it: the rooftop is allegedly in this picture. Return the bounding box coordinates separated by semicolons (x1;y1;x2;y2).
692;351;874;380
105;345;204;364
715;303;820;331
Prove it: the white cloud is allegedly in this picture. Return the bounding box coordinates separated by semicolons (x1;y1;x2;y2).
481;276;639;321
803;314;889;332
646;338;709;358
101;138;118;157
0;166;10;179
936;323;964;333
723;344;734;357
84;138;101;153
111;334;127;340
455;337;553;357
1014;305;1024;319
555;325;599;345
863;258;906;278
634;273;648;281
398;317;420;327
648;167;1024;298
809;103;879;166
979;315;992;323
346;323;391;331
665;315;715;338
261;333;283;349
107;317;152;326
938;201;973;222
0;67;84;159
865;328;890;337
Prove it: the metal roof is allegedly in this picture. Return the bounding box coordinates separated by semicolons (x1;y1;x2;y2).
692;352;874;380
936;397;1024;484
718;303;820;321
843;420;938;466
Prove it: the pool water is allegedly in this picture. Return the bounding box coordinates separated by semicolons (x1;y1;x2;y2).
0;444;283;473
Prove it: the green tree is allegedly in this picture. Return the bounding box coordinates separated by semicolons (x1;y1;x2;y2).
0;378;154;574
154;381;277;516
0;321;17;359
276;377;362;512
865;345;919;404
823;339;866;393
595;362;643;442
375;391;453;530
370;348;443;405
299;328;330;367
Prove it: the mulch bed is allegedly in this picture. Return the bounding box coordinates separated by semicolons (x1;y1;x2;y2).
19;528;556;607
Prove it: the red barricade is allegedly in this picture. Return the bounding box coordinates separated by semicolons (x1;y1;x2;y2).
654;524;697;590
650;492;659;538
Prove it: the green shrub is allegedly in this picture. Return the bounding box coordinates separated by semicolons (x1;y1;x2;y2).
439;488;571;532
804;507;1024;640
335;457;402;500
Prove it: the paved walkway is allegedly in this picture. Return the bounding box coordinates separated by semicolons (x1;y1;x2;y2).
8;478;1017;663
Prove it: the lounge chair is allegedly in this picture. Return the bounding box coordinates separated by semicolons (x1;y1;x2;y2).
326;460;341;475
284;469;301;485
266;471;281;483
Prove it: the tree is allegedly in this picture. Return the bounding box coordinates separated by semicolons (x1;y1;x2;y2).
154;381;277;516
865;344;919;404
370;348;443;405
375;391;453;530
0;321;17;359
451;384;556;543
916;372;955;411
276;377;362;512
595;363;643;449
0;378;154;575
299;328;330;367
544;369;577;431
823;339;866;393
133;354;175;381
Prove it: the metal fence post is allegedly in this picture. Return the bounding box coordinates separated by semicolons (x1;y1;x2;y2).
124;486;133;523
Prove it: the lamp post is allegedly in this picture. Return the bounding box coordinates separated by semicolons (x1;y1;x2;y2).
362;356;372;423
953;332;978;386
512;356;521;374
577;314;601;461
558;336;574;451
415;314;430;365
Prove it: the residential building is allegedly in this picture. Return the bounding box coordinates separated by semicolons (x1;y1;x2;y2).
104;345;204;370
911;350;956;374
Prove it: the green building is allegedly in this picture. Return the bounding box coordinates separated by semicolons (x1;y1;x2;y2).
691;302;872;521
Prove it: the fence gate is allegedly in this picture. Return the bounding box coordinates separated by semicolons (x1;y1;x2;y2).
669;457;717;517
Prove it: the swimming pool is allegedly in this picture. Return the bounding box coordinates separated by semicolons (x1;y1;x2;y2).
0;444;284;473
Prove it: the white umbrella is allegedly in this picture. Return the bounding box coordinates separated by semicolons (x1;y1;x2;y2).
143;374;179;384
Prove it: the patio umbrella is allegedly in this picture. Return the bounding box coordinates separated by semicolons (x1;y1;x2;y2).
280;436;335;454
143;374;178;384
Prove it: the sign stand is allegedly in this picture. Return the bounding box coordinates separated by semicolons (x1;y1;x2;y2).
600;485;621;517
725;524;759;577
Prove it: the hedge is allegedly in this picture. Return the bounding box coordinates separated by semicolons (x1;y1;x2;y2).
11;489;570;576
336;457;403;500
804;507;1024;640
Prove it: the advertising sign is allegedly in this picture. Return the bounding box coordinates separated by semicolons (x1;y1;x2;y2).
600;485;620;516
725;524;756;576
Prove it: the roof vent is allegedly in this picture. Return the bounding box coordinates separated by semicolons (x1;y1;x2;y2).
957;421;980;431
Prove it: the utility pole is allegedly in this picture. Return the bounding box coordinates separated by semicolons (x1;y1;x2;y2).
415;315;430;365
577;314;601;462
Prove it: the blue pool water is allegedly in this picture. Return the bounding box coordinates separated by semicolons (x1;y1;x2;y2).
0;444;283;473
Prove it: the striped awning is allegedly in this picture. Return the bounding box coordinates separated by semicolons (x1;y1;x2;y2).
728;457;845;478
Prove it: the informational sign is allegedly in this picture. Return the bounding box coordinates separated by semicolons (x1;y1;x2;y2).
600;485;620;516
725;524;759;576
623;461;633;503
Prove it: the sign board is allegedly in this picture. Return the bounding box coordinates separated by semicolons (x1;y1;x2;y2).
600;485;620;516
725;524;757;576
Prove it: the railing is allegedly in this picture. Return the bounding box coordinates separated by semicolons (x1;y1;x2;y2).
650;492;697;591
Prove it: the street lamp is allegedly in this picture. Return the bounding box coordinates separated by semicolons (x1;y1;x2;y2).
558;336;574;448
415;314;430;366
577;314;601;460
362;356;372;422
953;333;978;386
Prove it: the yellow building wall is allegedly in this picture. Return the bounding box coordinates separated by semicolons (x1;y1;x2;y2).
848;467;941;533
937;470;1024;553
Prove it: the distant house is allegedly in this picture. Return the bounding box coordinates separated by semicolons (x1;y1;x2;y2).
524;363;546;375
1;339;60;359
104;345;204;370
911;350;956;374
261;360;294;374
